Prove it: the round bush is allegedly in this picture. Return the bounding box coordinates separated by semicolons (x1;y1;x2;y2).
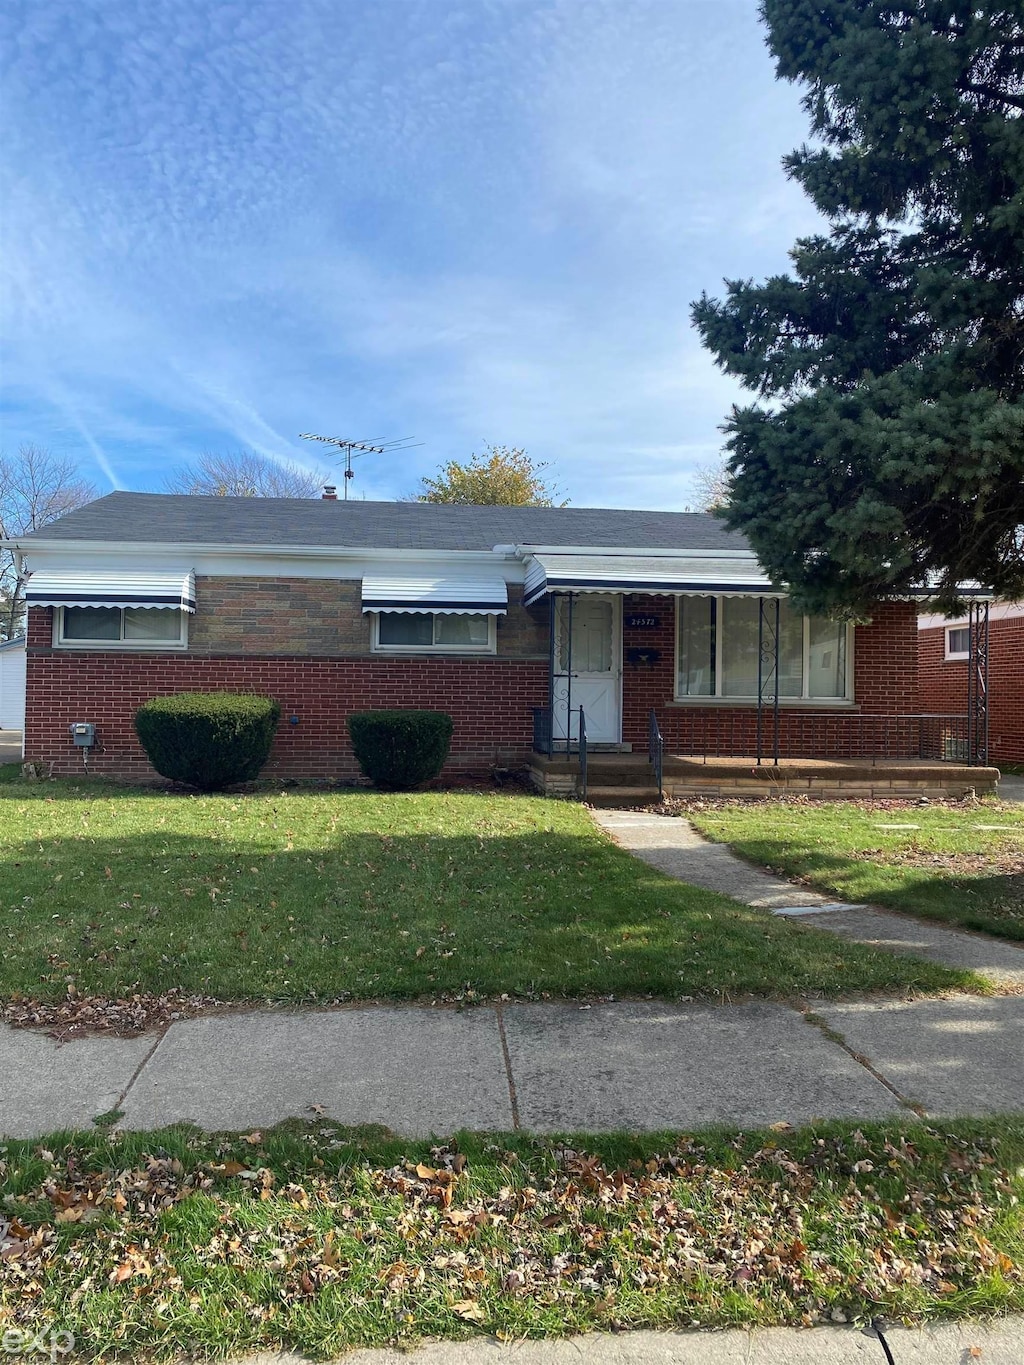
134;692;281;791
347;710;453;790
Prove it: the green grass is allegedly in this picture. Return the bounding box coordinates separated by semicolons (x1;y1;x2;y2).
0;781;975;1005
688;801;1024;941
0;761;22;784
1;1119;1021;1360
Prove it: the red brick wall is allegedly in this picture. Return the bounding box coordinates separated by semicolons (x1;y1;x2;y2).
621;596;920;758
25;595;926;778
919;614;1024;764
25;607;545;780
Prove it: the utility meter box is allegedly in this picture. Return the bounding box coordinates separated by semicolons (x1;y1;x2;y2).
70;722;96;747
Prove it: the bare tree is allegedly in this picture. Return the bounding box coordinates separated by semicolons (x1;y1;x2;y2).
0;444;97;640
688;457;732;514
165;450;327;499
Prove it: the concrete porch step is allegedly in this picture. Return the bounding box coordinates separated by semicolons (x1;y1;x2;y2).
584;784;662;806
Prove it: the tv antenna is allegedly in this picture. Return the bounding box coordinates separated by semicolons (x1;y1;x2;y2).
299;432;422;499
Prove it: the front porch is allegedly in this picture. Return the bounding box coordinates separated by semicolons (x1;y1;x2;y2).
528;750;1000;803
516;545;992;799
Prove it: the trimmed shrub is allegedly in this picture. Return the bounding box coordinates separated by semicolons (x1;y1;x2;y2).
347;710;453;790
134;692;280;791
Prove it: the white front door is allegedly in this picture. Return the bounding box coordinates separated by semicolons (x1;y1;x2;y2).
552;595;621;744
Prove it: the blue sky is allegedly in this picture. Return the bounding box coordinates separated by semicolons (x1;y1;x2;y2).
0;0;822;508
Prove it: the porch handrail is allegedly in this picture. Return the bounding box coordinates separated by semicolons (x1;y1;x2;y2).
648;708;664;801
664;711;982;765
577;708;587;802
532;705;554;757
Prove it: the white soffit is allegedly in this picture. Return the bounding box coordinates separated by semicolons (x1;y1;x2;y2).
361;573;508;615
24;569;196;612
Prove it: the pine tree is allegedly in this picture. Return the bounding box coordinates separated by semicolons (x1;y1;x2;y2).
692;1;1024;615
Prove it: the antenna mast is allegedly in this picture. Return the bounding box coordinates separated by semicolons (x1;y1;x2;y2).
299;432;422;499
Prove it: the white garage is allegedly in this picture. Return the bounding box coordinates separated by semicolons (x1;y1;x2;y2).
0;636;26;746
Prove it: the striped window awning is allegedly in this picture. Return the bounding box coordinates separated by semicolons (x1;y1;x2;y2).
522;553;774;606
25;570;196;612
361;574;508;615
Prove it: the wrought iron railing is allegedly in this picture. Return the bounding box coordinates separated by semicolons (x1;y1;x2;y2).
648;708;664;800
532;705;553;757
663;712;981;765
532;704;589;801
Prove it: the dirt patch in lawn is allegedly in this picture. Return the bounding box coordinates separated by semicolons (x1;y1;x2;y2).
888;850;1024;876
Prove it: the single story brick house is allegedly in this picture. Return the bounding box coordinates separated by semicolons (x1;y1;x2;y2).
919;603;1022;765
3;491;994;794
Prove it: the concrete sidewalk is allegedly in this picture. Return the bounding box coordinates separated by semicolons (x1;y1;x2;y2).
3;990;1023;1139
592;809;1024;988
238;1318;1024;1364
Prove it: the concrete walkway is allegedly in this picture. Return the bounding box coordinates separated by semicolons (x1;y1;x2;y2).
592;809;1024;988
998;773;1024;803
237;1317;1024;1364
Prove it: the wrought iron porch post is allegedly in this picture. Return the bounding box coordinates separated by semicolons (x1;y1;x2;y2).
546;592;556;758
565;592;574;759
967;600;990;767
772;598;780;765
757;598;764;766
756;597;781;766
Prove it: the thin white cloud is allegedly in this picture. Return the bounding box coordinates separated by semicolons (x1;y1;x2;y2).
0;0;818;508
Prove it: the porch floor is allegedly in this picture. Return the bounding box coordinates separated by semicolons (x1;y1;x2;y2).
528;752;1000;802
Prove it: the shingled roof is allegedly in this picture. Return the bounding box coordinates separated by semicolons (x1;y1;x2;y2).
18;492;750;554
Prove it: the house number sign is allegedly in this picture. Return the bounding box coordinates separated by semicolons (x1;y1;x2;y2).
627;614;660;629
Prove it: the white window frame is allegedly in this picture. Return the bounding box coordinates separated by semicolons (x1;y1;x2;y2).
945;625;970;661
371;611;497;655
54;606;189;651
673;596;854;705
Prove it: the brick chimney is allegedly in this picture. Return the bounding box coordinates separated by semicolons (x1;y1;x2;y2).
322;485;338;500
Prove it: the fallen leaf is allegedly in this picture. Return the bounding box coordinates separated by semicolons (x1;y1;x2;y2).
453;1300;486;1323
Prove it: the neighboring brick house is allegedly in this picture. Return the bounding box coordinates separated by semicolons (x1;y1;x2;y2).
1;490;989;783
919;604;1023;766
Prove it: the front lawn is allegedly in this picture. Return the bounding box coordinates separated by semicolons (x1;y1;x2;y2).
1;1119;1021;1360
0;782;974;1006
687;801;1024;941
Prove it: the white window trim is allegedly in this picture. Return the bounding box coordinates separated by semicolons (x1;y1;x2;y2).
945;625;970;661
673;597;855;705
54;606;189;651
371;611;497;655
